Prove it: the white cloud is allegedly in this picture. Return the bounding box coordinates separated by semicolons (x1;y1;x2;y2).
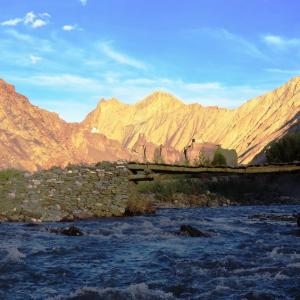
32;19;47;28
0;11;50;29
24;12;36;25
0;18;23;26
79;0;87;6
100;42;146;70
63;25;75;31
263;35;300;48
62;24;82;31
30;55;42;64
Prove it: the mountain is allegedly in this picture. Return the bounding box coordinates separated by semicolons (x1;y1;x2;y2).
0;77;300;170
84;77;300;164
0;79;131;171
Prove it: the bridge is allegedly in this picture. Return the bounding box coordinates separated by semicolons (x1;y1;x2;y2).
127;162;300;182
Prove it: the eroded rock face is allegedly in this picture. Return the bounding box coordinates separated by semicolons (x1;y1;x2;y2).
0;80;131;171
83;77;300;164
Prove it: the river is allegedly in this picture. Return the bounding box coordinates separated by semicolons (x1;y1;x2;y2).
0;205;299;300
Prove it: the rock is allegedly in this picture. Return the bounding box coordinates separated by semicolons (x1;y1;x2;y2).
178;224;212;237
73;210;93;220
249;213;298;222
23;222;42;227
49;225;83;236
8;192;16;199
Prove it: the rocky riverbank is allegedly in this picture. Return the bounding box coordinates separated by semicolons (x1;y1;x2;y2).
1;163;300;222
143;192;233;209
0;162;134;222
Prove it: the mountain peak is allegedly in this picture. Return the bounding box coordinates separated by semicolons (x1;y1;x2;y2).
99;97;122;105
137;91;183;109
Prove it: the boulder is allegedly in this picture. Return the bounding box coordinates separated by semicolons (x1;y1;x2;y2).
49;225;83;236
178;224;212;237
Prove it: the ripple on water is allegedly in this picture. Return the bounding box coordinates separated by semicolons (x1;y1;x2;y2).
0;205;299;300
49;283;174;300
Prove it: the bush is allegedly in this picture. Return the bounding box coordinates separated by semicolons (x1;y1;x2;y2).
137;177;207;201
0;169;23;181
125;198;155;216
212;150;227;166
266;132;300;163
194;150;211;166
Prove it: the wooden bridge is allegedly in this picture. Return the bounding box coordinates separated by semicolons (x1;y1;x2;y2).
127;162;300;182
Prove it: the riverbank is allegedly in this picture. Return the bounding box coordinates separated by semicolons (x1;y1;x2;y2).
136;174;300;209
0;164;299;222
0;162;134;222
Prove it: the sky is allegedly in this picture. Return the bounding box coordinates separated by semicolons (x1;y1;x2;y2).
1;0;300;121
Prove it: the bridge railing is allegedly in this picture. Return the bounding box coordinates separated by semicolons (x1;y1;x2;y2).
127;162;300;182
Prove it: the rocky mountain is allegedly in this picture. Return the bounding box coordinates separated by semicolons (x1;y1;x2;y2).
0;79;131;171
0;77;300;171
84;77;300;164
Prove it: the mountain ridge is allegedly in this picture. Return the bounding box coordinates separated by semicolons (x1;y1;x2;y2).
0;76;300;170
84;76;300;163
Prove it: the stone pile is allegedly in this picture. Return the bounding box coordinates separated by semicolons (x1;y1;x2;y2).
0;162;132;222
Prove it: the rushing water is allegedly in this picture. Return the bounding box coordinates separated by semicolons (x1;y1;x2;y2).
0;205;300;300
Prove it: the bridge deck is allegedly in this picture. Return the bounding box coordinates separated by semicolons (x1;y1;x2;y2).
127;162;300;182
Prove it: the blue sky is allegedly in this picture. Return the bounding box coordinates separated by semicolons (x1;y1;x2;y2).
1;0;300;121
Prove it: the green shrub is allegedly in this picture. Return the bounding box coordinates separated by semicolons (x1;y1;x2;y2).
125;198;155;216
266;132;300;163
0;169;23;181
194;150;211;166
212;150;227;165
137;178;207;201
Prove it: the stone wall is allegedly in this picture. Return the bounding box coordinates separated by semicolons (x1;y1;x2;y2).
0;162;133;222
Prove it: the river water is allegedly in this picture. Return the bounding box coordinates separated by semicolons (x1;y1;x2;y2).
0;205;299;300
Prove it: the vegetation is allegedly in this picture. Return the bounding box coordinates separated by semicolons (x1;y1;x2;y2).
194;150;211;166
153;147;164;164
266;132;300;163
211;150;227;165
136;173;297;205
0;169;23;181
125;197;155;216
207;176;272;201
137;177;207;201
